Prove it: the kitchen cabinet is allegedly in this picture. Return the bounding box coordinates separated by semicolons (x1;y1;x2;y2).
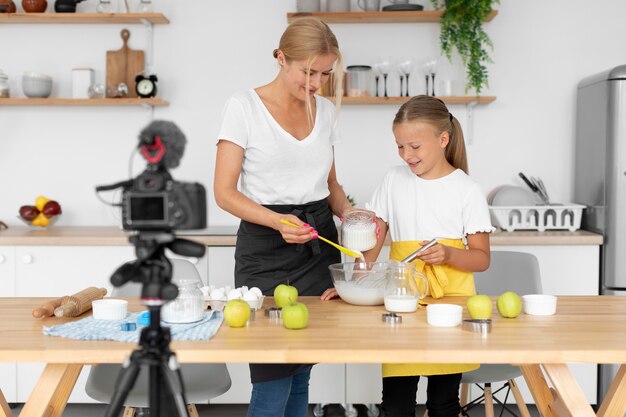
286;10;497;106
0;12;169;108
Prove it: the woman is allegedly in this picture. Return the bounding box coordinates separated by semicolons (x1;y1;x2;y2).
214;17;353;417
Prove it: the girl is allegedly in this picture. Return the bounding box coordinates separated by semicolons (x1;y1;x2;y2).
214;17;353;417
368;95;493;417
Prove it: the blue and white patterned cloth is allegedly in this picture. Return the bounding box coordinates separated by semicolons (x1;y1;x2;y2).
43;311;223;343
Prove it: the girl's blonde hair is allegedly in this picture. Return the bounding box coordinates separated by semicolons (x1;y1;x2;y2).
273;17;344;125
393;95;468;174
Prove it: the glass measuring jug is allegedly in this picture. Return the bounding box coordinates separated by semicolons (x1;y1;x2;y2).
384;261;429;313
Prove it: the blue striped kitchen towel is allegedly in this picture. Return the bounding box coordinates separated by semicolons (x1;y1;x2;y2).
43;310;223;343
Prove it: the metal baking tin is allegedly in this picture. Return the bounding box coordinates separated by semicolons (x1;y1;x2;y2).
382;312;402;324
462;319;492;335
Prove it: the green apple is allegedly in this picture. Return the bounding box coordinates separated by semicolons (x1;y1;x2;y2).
223;299;251;328
282;302;309;330
466;294;493;319
497;291;522;318
274;284;298;308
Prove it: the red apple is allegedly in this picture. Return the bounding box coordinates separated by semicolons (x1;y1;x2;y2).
19;205;39;222
42;200;62;218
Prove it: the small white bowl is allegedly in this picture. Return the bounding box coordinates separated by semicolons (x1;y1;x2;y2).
522;294;557;316
22;75;53;98
92;299;128;321
426;304;463;327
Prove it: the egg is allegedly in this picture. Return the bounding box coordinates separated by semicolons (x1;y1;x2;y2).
239;285;249;295
227;289;243;300
243;291;259;301
249;287;263;297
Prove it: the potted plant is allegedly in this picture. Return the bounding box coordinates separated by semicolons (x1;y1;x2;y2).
431;0;499;95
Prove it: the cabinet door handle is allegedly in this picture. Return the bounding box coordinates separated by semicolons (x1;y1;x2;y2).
22;254;33;264
0;255;4;264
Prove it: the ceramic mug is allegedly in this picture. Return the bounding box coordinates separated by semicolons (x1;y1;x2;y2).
326;0;350;12
357;0;380;11
296;0;320;12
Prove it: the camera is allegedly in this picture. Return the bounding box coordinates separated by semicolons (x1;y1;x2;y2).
96;120;207;232
121;168;206;231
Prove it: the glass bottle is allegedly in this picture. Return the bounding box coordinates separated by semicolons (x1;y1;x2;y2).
162;278;204;323
341;209;377;252
96;0;113;13
137;0;153;13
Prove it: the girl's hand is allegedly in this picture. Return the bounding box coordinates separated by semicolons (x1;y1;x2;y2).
320;287;338;301
276;214;317;244
416;240;449;265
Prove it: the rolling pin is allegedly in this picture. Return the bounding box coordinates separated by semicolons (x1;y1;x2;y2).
32;297;64;319
54;287;108;318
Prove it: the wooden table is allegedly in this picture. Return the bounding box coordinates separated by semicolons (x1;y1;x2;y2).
1;296;625;417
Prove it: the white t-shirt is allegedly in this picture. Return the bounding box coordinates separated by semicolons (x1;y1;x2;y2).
366;166;494;242
217;90;340;205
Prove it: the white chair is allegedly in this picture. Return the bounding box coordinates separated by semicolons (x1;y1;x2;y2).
85;258;231;417
459;251;542;417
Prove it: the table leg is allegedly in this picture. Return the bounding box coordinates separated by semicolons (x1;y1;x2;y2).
19;363;82;417
542;364;595;417
597;364;626;417
520;365;557;417
0;389;13;417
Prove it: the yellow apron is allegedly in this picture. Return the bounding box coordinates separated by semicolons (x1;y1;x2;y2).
382;239;479;377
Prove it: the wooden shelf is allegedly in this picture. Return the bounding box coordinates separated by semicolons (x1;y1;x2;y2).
0;98;169;107
0;12;169;24
287;10;497;24
335;96;496;105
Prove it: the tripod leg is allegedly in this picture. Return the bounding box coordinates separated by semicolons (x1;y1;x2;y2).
103;355;142;417
158;354;190;417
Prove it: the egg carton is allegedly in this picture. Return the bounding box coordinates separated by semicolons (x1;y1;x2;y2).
488;204;585;232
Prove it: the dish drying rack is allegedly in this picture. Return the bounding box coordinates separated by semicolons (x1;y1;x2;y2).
489;204;585;232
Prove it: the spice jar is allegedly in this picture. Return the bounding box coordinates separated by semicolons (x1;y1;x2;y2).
0;69;10;98
162;278;204;324
341;209;377;251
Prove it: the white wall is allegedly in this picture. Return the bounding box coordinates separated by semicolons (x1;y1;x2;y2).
2;0;626;227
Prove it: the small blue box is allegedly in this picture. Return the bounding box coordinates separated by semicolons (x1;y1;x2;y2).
137;311;150;326
120;322;137;331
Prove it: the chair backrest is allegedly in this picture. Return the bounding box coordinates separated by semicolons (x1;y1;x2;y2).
111;258;202;297
474;251;542;295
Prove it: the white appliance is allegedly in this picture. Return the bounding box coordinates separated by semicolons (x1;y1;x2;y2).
574;65;626;408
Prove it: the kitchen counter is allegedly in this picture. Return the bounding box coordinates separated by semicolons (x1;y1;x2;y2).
0;226;603;246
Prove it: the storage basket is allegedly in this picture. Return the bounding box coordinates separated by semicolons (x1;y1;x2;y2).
489;204;585;232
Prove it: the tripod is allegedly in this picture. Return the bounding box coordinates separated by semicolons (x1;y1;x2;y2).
103;231;206;417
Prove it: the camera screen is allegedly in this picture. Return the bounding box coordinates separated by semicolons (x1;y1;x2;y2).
129;195;166;222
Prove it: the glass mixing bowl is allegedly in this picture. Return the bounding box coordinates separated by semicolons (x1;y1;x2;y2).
328;262;388;306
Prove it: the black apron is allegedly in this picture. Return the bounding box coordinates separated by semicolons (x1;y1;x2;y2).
235;198;340;383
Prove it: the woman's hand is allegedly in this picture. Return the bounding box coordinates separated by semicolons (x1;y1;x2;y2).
416;240;449;265
275;214;317;244
320;287;338;301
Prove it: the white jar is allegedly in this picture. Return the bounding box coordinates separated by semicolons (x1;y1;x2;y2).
0;69;10;98
162;278;204;324
341;209;377;251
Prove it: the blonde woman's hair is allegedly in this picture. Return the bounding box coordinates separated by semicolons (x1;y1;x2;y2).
393;95;468;174
273;17;344;125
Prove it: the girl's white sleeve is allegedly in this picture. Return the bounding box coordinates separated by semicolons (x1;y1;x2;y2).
366;171;392;223
463;183;496;235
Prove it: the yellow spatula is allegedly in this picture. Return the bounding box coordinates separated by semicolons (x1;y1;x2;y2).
280;219;364;260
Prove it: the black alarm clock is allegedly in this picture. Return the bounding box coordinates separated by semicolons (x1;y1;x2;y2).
135;74;158;98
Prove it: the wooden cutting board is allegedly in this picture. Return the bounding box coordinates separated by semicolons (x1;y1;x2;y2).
106;29;144;98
